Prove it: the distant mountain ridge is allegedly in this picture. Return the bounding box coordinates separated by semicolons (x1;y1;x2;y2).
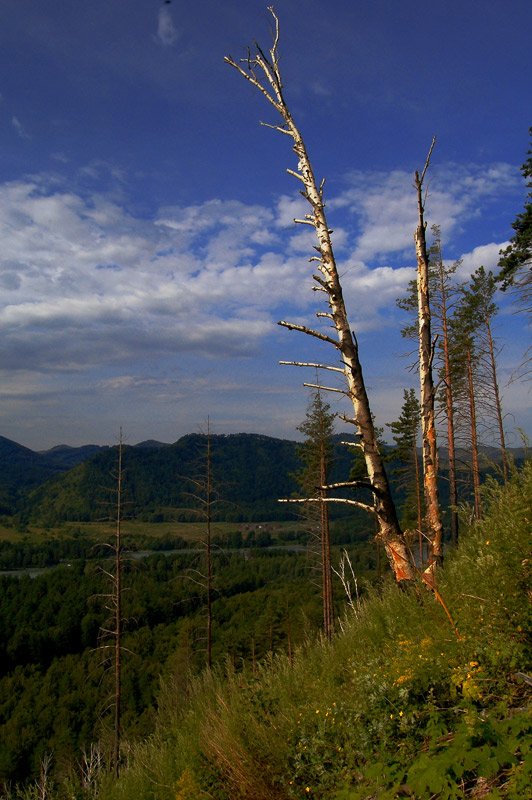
20;432;308;525
0;436;167;514
0;432;525;524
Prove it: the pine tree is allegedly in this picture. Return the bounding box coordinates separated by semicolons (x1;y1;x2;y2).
184;419;220;668
295;389;335;640
388;389;425;564
96;428;127;777
429;227;461;545
463;267;508;482
498;126;532;288
499;127;532;376
448;288;484;520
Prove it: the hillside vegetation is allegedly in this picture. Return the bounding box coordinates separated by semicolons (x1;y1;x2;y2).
85;459;532;800
3;431;510;533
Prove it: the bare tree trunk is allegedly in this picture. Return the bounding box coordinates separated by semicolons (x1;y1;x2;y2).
184;418;217;668
466;346;482;519
414;142;444;572
412;418;424;566
485;311;508;483
225;10;414;582
206;427;212;669
114;429;123;777
318;406;334;639
435;242;459;546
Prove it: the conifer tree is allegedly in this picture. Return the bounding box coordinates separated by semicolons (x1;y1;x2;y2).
388;389;424;564
295;389;335;640
499;127;532;376
448;289;484;519
463;267;508;482
498;126;532;288
184;419;220;669
428;228;461;543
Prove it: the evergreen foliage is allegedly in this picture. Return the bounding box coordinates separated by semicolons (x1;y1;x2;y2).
0;543;378;788
498;126;532;288
387;389;425;546
294;390;336;639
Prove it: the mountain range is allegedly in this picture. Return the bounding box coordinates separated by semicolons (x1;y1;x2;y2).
0;432;522;525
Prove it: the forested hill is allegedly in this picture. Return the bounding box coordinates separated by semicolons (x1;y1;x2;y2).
0;437;63;514
19;432;331;525
3;431;519;526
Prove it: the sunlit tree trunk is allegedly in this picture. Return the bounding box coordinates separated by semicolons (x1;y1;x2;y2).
466;347;482;519
433;233;460;545
485;310;508;483
414;143;444;573
226;10;414;582
412;413;424;565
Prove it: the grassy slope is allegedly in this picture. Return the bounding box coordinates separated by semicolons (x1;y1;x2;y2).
15;460;532;800
99;460;532;800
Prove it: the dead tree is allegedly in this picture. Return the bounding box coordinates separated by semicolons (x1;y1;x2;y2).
225;9;414;582
430;228;460;545
413;141;444;571
96;428;127;777
182;419;222;669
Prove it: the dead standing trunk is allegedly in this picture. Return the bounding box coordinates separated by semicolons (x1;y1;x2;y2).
434;238;460;546
466;345;483;519
412;415;424;566
319;430;334;639
225;11;414;582
113;432;122;778
414;142;444;571
484;305;509;484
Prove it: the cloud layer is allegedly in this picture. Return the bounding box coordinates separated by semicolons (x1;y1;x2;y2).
0;159;523;445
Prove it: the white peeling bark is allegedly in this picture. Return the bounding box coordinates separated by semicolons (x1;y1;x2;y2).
226;9;414;581
413;140;444;574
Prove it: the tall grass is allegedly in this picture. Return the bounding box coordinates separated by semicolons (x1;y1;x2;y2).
80;461;532;798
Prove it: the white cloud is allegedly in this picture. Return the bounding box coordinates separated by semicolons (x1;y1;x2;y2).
11;116;30;140
275;194;309;228
456;241;510;280
155;6;179;47
0;176;314;378
0;160;521;391
50;152;70;164
331;162;520;264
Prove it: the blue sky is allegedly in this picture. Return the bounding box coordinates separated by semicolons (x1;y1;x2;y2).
0;0;531;450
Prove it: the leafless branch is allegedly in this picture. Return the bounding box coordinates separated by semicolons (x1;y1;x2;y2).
303;382;346;395
279;360;343;372
278;319;339;347
279;497;374;513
